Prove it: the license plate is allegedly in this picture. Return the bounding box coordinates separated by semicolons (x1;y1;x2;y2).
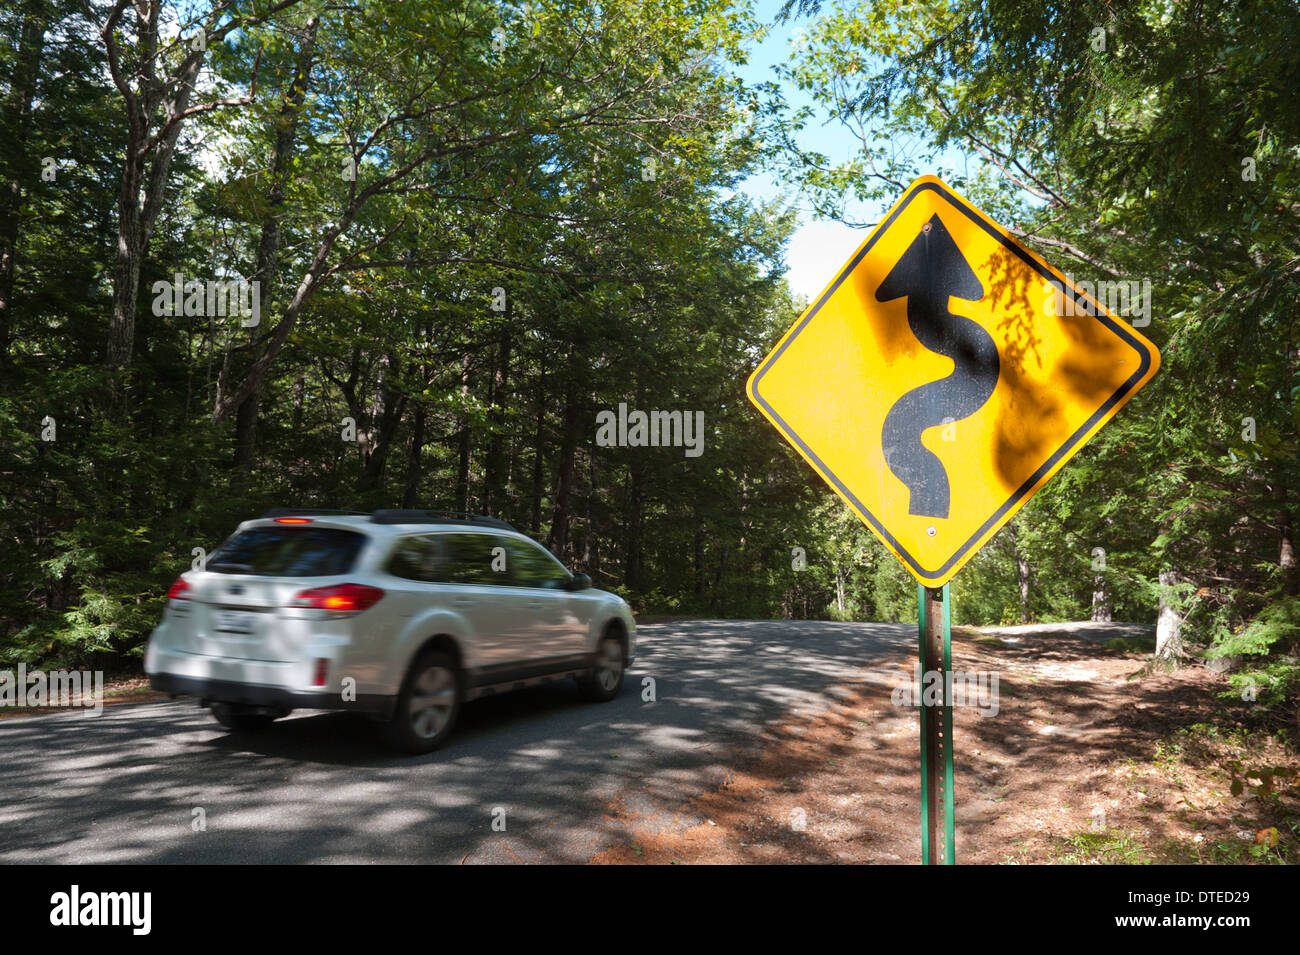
213;610;257;634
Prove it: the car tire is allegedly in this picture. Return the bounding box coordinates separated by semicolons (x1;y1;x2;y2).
578;633;625;702
210;702;277;732
381;650;462;754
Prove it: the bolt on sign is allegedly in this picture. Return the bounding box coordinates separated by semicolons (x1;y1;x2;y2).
748;175;1160;586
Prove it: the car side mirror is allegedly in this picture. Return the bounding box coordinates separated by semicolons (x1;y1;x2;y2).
569;573;592;591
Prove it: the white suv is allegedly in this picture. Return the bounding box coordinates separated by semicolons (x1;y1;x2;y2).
145;509;636;753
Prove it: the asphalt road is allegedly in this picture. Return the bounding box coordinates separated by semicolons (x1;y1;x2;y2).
0;620;913;864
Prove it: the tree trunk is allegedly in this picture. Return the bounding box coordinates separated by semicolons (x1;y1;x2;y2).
454;352;472;513
233;394;258;477
329;343;364;469
291;374;305;432
106;154;146;371
1154;569;1185;666
0;0;47;369
1091;573;1112;622
1007;521;1031;623
547;388;580;561
529;368;548;533
230;15;319;477
693;510;705;604
623;465;645;592
1281;504;1298;597
402;313;432;508
103;2;211;372
584;449;599;577
482;326;512;516
402;402;426;508
711;543;729;614
358;352;406;494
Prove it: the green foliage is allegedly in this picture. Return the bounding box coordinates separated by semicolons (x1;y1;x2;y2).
1059;829;1154;865
1;0;1297;690
1209;595;1300;659
0;0;830;670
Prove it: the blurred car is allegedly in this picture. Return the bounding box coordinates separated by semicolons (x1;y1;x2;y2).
146;508;635;752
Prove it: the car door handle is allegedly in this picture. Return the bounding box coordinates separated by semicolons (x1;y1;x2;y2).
526;599;545;609
453;597;474;607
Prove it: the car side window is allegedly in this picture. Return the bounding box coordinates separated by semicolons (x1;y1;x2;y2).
436;533;503;586
504;536;572;590
385;535;442;581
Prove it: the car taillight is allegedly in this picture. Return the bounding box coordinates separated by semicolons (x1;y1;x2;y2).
167;577;192;600
275;517;312;524
290;583;385;615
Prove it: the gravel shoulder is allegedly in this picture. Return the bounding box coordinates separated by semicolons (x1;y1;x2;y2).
592;625;1299;864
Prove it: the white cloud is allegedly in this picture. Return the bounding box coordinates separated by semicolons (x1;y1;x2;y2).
783;218;871;302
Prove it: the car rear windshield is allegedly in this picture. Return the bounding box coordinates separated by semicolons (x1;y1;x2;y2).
206;526;366;577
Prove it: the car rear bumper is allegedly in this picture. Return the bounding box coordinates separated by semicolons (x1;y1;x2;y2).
149;670;395;717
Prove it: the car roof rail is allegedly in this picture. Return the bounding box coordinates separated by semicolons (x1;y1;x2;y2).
369;509;517;531
261;507;371;519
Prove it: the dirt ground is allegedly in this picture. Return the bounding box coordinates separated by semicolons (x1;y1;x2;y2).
591;626;1300;865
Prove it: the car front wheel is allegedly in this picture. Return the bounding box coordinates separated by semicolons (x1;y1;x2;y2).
578;634;625;702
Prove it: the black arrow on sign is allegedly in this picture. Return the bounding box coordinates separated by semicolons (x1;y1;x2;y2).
877;213;1000;520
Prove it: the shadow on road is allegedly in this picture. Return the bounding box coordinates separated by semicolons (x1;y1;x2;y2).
0;620;912;863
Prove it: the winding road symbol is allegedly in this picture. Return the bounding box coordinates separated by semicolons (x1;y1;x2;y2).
877;214;1000;519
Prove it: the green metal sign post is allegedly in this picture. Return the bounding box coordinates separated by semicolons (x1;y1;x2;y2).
919;585;955;865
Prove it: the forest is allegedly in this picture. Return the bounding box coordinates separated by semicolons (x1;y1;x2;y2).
0;0;1296;724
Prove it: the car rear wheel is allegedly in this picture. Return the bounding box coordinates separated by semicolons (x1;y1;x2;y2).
210;702;278;732
381;650;462;754
578;634;625;702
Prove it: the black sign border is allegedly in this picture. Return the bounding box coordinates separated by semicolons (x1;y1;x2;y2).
748;179;1156;581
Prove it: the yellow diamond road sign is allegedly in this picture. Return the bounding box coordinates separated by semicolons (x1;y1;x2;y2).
747;175;1160;587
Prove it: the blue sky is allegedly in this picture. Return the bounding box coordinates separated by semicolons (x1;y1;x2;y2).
730;0;880;303
727;1;1002;303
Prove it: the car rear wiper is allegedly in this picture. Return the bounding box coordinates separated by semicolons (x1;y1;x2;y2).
206;561;256;573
